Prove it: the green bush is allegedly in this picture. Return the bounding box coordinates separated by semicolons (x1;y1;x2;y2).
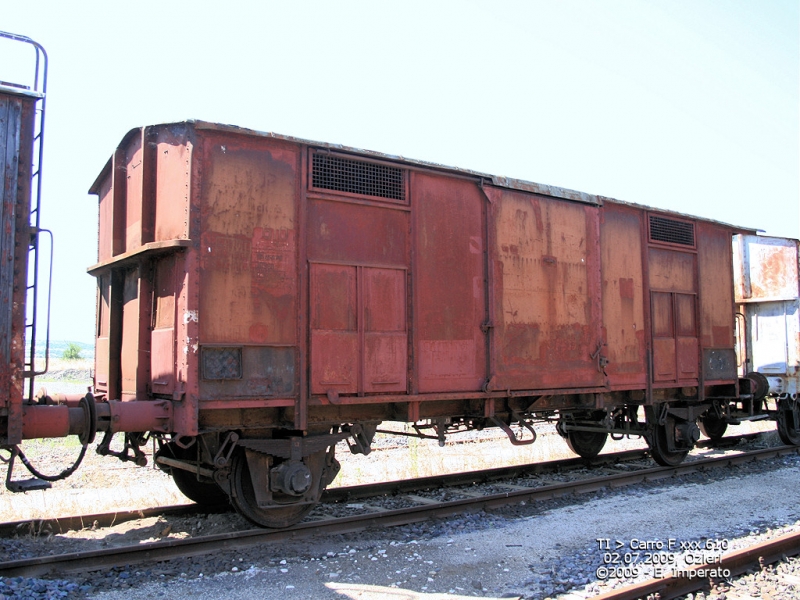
62;342;82;360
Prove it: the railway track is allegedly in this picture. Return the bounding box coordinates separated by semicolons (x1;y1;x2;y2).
0;440;795;579
0;433;760;538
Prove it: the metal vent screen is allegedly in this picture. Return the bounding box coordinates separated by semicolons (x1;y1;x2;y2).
649;215;695;247
202;347;242;380
312;153;405;201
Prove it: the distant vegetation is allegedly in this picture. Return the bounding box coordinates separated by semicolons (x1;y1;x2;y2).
26;340;94;360
62;342;83;360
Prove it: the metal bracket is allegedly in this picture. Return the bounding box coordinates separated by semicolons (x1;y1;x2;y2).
96;431;148;466
2;447;51;493
490;411;537;446
590;342;609;376
212;431;239;468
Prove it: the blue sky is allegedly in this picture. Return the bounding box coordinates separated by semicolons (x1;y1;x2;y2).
3;0;798;343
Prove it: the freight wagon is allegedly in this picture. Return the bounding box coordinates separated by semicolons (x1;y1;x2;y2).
2;32;798;528
733;234;800;444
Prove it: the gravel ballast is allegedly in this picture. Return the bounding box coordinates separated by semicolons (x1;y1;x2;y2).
3;449;798;600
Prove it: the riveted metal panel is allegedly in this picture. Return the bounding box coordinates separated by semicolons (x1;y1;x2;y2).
653;338;677;381
198;139;299;345
651;292;676;382
120;267;150;401
363;267;406;393
306;198;408;266
150;254;179;395
677;337;699;379
124;133;144;252
154;126;191;243
97;176;114;263
697;221;734;349
310;264;358;395
648;248;695;293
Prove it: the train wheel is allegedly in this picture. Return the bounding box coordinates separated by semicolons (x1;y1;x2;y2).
172;468;230;508
777;395;800;446
566;430;607;459
645;407;690;467
698;414;727;442
230;451;314;528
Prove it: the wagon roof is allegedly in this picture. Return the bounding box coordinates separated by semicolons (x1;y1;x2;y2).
0;82;44;99
92;120;756;234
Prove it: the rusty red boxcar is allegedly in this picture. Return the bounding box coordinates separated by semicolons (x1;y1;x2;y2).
73;119;764;526
4;36;798;527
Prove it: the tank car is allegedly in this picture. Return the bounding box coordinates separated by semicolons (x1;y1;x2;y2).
3;33;799;529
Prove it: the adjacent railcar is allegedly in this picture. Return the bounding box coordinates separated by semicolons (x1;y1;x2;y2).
733;234;800;444
0;34;45;453
0;82;36;447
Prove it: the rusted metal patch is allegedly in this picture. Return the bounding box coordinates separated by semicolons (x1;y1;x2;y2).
734;235;800;302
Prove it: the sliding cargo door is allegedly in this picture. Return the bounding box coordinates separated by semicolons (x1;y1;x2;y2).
492;191;604;390
310;263;407;396
413;173;486;393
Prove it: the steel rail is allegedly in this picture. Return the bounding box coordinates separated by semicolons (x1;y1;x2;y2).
0;447;652;538
593;528;800;600
0;443;795;579
0;433;759;537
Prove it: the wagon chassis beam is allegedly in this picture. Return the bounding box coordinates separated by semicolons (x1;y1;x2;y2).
155;456;215;479
558;423;648;438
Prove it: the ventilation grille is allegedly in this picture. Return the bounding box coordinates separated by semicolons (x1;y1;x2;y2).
649;215;695;247
312;153;405;201
202;347;242;380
